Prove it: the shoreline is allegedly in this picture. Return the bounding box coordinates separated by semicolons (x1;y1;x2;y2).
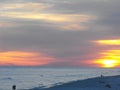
27;75;120;90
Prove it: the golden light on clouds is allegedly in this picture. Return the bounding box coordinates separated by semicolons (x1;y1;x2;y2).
94;50;120;68
0;51;54;66
0;2;95;31
95;39;120;45
1;12;94;23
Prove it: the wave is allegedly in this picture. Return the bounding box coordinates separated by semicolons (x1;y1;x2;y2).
0;77;13;80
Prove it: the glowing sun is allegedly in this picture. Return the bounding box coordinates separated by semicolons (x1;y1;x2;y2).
93;50;120;68
102;60;118;68
95;60;119;68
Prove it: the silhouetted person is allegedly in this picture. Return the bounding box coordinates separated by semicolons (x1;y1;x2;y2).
101;74;103;78
12;85;16;90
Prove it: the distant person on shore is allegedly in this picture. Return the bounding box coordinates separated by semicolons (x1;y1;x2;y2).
12;85;16;90
101;74;104;78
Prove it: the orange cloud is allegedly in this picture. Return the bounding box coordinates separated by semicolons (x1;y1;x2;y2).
0;51;55;66
95;39;120;45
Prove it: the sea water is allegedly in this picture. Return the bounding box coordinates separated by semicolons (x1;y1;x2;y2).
0;67;120;90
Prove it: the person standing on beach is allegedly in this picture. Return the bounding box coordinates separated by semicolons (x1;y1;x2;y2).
12;85;16;90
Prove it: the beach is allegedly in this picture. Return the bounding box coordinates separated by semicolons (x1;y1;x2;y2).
0;67;120;90
29;75;120;90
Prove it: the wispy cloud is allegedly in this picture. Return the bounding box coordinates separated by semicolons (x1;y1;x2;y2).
0;2;53;11
1;11;95;31
0;51;55;66
1;12;94;22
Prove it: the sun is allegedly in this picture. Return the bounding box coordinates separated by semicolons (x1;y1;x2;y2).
102;60;118;68
95;60;119;68
93;50;120;68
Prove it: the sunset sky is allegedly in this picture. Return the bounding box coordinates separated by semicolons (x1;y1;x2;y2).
0;0;120;68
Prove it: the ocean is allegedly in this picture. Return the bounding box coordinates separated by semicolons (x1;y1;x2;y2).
0;67;120;90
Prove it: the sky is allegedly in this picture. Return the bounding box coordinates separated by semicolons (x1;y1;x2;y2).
0;0;120;68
